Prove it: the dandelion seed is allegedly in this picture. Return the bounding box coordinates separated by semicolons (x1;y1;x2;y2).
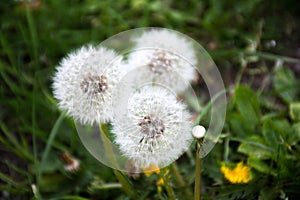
220;162;251;184
52;45;123;125
126;29;197;93
112;86;192;167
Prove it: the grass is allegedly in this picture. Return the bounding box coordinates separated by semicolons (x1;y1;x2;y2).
0;0;300;199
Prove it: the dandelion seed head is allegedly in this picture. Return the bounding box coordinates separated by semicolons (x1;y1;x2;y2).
112;86;193;167
147;50;176;75
52;45;123;125
134;29;197;63
125;29;197;93
80;74;108;94
138;115;165;139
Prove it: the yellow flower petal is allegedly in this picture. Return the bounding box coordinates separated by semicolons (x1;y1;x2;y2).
221;162;251;184
142;164;160;177
156;177;164;193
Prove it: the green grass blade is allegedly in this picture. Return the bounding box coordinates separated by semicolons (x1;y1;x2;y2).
194;89;228;126
0;171;18;186
0;123;34;162
37;112;65;188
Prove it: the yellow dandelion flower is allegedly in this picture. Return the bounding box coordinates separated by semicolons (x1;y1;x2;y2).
156;177;164;192
220;162;251;184
142;164;160;177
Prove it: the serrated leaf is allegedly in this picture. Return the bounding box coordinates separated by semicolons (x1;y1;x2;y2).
290;102;300;121
234;86;261;128
247;157;276;176
274;67;299;103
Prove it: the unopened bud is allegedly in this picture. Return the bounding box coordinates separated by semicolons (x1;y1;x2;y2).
192;125;206;139
59;152;80;172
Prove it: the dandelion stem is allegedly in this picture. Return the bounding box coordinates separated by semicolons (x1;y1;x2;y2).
171;162;192;197
100;124;119;167
235;59;247;86
194;89;227;126
99;123;136;199
91;182;122;190
194;141;201;200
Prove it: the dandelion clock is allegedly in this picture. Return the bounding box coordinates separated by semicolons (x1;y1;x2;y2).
112;86;193;167
53;28;226;173
52;45;123;125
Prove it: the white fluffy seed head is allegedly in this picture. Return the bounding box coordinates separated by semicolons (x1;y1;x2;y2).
52;45;123;125
125;29;197;93
112;86;193;167
192;125;206;139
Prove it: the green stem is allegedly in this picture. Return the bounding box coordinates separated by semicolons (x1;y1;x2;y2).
224;138;229;162
91;182;122;190
113;170;136;199
194;141;201;200
161;167;176;200
100;123;136;199
209;49;300;63
248;51;300;63
170;163;192;197
194;89;228;126
235;61;247;86
25;0;39;69
32;74;40;199
100;124;119;168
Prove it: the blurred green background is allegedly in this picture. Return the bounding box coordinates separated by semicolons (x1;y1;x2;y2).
1;0;300;199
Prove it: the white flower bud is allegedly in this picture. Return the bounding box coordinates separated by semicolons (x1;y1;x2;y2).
192;125;206;139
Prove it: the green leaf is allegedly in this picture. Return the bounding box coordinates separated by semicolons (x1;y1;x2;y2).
228;113;254;137
237;136;273;160
262;119;281;149
274;67;299;103
234;86;261;128
262;119;296;147
290;102;300;121
247;157;276;176
260;187;279;200
291;123;300;145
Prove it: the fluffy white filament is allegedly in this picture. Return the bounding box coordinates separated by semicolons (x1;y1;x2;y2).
125;29;197;93
52;45;123;125
112;86;193;167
